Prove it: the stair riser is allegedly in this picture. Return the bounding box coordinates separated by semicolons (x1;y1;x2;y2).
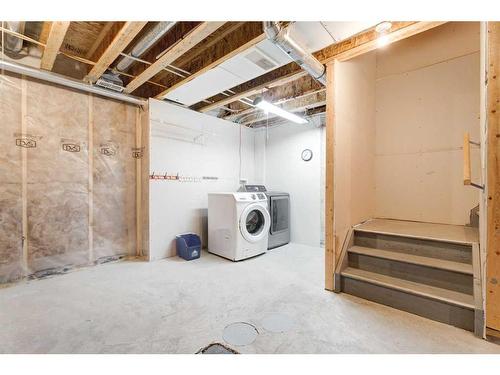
354;231;472;264
348;253;473;294
341;276;474;331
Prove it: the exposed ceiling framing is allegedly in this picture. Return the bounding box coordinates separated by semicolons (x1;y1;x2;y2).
40;21;70;70
124;22;226;94
85;21;147;83
3;20;446;127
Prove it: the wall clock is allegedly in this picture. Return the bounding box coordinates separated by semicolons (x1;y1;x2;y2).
301;148;313;162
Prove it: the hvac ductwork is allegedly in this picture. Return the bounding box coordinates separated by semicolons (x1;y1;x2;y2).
1;21;25;53
263;21;326;85
115;21;176;72
0;60;146;106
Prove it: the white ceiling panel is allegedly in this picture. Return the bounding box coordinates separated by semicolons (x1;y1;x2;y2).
288;22;335;53
321;21;379;42
165;66;241;106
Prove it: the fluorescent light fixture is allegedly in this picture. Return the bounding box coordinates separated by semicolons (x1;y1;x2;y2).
376;34;390;48
375;21;392;49
253;97;308;124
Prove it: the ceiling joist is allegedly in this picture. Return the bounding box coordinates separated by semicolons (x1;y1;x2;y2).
124;22;226;94
193;21;446;113
85;21;147;83
155;22;266;99
40;21;71;71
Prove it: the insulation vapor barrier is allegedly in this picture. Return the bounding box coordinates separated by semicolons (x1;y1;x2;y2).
0;71;144;283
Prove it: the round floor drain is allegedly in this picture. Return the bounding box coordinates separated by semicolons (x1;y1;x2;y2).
261;313;294;333
222;322;258;346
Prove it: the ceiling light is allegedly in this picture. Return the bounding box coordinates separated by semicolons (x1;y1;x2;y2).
375;21;392;49
253;98;308;124
376;35;390;48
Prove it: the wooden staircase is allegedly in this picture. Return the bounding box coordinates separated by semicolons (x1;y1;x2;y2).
335;219;483;335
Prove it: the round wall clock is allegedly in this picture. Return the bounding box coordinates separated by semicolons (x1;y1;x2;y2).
301;148;313;162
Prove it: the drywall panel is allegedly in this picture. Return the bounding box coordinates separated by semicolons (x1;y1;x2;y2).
375;51;480;225
26;79;89;273
149;99;255;260
254;118;324;247
376;22;480;79
333;52;377;248
0;73;23;282
92;97;137;260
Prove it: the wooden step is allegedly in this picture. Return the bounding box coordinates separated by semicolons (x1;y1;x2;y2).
353;218;478;245
348;246;473;275
342;267;474;309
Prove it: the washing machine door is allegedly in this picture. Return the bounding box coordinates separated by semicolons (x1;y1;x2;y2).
239;204;271;243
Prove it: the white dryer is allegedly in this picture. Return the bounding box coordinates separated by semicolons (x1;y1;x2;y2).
208;192;270;261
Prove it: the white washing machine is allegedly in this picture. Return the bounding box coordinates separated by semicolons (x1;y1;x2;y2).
208;192;270;261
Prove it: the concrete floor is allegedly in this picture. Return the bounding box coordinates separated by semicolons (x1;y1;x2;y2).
0;243;499;354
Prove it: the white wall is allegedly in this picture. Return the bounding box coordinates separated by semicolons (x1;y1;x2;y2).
149;99;255;260
254;119;324;247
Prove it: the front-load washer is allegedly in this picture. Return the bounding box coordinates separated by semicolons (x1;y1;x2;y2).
208;192;270;261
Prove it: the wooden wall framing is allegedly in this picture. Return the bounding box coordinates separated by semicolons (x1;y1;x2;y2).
486;21;500;333
0;73;147;283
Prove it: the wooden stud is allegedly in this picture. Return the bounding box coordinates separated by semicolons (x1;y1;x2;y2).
194;22;445;113
40;21;71;71
88;94;94;264
135;107;142;257
486;21;500;332
124;22;226;94
21;77;28;275
325;62;335;291
85;21;147;83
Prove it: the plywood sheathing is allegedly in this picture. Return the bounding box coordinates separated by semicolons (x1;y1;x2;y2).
486;21;500;332
0;73;23;282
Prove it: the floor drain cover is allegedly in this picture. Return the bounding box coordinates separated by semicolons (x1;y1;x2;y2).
261;313;294;333
222;322;258;346
197;343;239;354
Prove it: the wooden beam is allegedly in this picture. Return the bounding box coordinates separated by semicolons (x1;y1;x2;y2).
85;21;147;83
239;90;326;126
40;21;70;71
155;22;265;99
124;22;226;94
486;21;500;332
325;62;335;291
194;21;446;113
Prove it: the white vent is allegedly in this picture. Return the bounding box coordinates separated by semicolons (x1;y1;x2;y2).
96;78;124;92
244;48;278;72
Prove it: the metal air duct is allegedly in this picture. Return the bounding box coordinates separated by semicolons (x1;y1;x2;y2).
263;21;326;85
1;21;25;53
115;21;176;72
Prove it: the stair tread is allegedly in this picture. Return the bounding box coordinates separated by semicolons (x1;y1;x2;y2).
349;246;473;275
342;267;475;309
354;218;478;245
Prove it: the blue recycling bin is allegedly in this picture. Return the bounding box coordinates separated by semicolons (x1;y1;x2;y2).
176;233;201;261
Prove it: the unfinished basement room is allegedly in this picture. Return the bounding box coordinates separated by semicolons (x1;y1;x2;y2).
1;1;500;370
